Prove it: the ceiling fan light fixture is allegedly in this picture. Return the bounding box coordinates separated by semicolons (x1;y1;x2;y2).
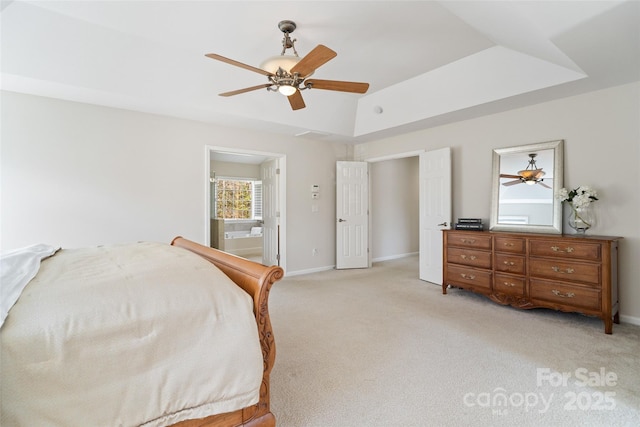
206;19;369;110
278;84;297;96
260;55;301;75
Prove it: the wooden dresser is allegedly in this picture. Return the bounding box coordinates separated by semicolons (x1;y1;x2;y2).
442;230;622;334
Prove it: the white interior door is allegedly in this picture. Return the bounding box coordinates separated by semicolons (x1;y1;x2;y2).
336;161;369;269
261;159;279;266
419;148;451;283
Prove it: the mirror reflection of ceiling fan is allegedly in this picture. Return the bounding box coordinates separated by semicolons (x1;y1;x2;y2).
205;20;369;110
500;153;551;189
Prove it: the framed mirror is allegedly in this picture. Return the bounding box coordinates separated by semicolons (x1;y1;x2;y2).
490;140;564;234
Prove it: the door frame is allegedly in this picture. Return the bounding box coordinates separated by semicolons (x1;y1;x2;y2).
205;145;287;272
364;149;440;278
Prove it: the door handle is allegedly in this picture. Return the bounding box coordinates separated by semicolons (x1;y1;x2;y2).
338;218;347;222
437;222;448;227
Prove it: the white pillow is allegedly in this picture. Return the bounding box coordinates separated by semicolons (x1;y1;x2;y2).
0;243;59;327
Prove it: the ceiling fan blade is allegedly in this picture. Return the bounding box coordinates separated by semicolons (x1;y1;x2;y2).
290;45;337;77
219;84;272;97
502;179;523;186
539;182;552;189
287;90;306;110
500;174;522;179
304;79;369;94
205;53;272;77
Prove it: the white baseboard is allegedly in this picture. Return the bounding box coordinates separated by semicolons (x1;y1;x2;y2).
285;265;335;277
620;314;640;327
286;252;419;276
372;252;418;263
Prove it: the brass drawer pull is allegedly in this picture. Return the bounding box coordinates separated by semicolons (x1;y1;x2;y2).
551;246;575;253
551;266;575;274
503;281;516;287
552;289;575;298
504;242;515;247
460;254;477;260
503;261;516;266
460;238;476;244
460;273;476;280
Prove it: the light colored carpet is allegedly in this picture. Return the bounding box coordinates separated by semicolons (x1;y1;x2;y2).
269;256;640;427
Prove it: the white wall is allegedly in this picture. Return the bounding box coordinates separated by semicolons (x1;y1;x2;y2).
356;82;640;322
0;91;346;274
3;82;639;321
370;157;419;260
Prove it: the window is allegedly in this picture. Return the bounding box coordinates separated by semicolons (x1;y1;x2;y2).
215;178;262;220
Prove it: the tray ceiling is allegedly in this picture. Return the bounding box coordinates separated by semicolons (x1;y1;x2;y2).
2;1;638;143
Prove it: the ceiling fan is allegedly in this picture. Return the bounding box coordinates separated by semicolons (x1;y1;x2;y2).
500;153;551;188
205;20;369;110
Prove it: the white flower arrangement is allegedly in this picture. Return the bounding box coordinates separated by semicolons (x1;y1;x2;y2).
557;185;599;210
557;186;599;232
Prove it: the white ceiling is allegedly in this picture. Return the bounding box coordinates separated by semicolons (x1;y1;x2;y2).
2;1;639;144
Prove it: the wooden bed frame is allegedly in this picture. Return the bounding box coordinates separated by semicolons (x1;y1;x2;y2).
170;237;284;427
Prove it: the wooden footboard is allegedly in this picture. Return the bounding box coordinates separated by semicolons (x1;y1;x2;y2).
170;237;284;427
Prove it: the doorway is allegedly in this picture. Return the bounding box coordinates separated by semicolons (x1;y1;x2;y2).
366;148;451;284
205;146;287;271
369;156;420;262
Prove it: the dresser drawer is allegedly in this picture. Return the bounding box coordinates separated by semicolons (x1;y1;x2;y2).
494;236;525;254
495;253;525;274
530;279;600;311
529;239;601;261
446;265;492;291
447;232;492;250
494;273;525;296
529;258;600;286
447;248;492;269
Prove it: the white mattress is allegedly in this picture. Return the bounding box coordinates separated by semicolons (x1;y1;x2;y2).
0;241;263;426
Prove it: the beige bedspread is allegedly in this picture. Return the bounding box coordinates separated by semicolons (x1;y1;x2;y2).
0;241;263;427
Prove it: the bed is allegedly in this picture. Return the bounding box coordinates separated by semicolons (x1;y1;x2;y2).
0;236;284;427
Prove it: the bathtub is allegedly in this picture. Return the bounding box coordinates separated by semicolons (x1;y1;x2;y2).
223;228;263;256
